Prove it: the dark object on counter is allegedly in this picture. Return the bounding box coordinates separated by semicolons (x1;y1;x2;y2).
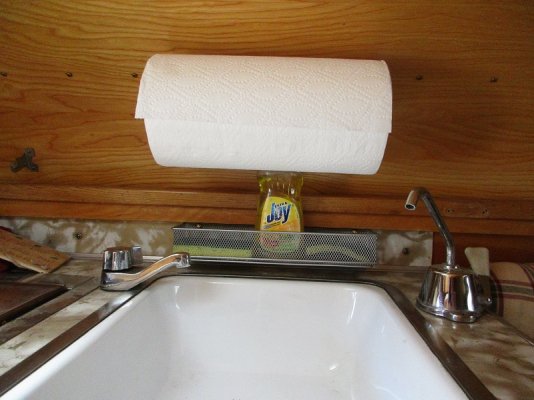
0;282;66;325
0;262;34;280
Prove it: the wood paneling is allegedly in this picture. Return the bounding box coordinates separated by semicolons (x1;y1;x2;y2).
0;1;532;245
0;184;532;236
433;234;534;266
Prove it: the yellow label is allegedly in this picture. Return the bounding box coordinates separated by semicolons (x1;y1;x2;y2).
259;196;301;232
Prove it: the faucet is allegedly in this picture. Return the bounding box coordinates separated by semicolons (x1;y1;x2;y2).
405;188;487;323
405;188;456;268
100;246;190;291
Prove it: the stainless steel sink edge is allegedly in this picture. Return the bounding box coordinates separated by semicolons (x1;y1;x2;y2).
0;265;496;399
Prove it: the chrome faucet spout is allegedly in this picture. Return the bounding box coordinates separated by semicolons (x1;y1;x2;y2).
101;252;190;291
404;187;486;323
405;187;455;268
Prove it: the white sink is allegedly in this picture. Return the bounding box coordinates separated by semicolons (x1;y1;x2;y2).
3;276;468;399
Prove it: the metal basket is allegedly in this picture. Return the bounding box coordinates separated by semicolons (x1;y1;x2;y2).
172;223;377;267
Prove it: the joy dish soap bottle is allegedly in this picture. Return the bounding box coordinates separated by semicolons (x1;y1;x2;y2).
256;171;304;253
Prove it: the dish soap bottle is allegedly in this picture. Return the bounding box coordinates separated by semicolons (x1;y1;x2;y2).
256;171;304;234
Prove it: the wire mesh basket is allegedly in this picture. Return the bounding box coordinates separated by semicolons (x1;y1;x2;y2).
172;223;377;267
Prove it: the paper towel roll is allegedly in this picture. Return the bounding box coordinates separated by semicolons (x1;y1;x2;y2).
136;54;392;174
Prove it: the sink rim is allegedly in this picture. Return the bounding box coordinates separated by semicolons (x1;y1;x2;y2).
0;263;496;400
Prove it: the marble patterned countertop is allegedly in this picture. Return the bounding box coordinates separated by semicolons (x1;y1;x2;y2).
0;257;533;399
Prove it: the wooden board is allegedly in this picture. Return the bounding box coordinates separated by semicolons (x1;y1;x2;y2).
0;229;70;273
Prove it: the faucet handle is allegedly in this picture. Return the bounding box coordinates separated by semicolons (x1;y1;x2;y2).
102;246;144;271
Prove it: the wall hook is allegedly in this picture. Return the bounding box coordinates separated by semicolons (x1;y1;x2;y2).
11;148;39;172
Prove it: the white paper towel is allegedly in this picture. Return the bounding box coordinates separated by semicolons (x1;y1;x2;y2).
136;54;392;174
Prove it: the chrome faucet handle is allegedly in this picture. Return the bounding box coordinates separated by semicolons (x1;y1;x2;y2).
100;252;190;291
102;246;144;271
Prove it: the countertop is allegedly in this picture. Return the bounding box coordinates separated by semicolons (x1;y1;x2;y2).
0;257;533;399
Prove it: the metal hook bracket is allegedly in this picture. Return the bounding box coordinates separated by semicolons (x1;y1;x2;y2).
11;148;39;173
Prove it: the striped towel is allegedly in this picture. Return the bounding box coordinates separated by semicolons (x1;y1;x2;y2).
490;262;534;339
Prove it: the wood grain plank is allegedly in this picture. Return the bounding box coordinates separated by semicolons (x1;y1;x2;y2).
1;199;532;236
433;234;534;265
1;184;533;221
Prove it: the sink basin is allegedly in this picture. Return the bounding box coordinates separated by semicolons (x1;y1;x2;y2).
2;275;470;399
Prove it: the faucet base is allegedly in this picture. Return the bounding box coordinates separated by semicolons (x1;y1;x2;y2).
416;264;484;323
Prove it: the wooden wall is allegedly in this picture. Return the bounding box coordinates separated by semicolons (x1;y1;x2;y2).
0;1;533;261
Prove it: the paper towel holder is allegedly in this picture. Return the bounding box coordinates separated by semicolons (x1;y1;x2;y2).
135;54;393;175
